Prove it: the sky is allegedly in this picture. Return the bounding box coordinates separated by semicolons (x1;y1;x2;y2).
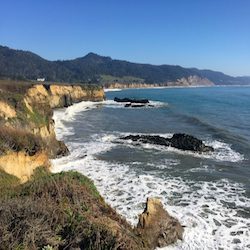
1;0;250;76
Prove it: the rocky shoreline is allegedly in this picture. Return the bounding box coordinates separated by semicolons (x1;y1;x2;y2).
0;80;184;249
120;133;214;153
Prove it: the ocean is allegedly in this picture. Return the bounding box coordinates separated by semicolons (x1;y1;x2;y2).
52;86;250;250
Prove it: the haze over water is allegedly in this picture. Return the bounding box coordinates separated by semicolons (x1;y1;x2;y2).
52;86;250;249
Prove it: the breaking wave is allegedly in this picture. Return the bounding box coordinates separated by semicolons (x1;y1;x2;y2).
52;100;250;249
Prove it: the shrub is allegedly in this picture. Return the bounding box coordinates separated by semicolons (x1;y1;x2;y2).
0;126;44;156
0;170;20;198
0;169;148;249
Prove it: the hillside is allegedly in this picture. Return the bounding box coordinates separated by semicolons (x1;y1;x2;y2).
1;45;250;86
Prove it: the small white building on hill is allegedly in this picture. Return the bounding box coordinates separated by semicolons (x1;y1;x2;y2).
37;78;45;82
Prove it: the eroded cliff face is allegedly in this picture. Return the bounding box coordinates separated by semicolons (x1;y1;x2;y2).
0;151;49;183
0;101;17;119
170;75;214;86
106;75;214;89
107;83;161;89
25;84;104;109
0;83;105;181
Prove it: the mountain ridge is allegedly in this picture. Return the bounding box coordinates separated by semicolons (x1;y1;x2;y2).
1;45;250;85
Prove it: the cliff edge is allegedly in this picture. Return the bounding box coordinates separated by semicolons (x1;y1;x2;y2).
0;80;104;182
0;80;183;249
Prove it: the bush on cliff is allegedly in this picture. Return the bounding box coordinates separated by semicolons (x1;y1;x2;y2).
0;126;45;156
0;168;149;250
0;169;20;198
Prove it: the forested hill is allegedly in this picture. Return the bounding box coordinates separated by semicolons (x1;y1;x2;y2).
0;45;249;85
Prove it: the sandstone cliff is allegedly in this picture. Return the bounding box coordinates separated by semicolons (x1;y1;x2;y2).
0;81;184;249
106;82;161;89
168;75;214;86
0;82;104;182
106;75;214;89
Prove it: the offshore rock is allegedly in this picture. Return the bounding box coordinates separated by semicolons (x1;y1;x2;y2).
170;133;213;152
120;133;214;152
137;198;184;248
124;103;147;108
114;97;149;104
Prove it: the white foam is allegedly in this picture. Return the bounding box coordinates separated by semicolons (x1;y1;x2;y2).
52;131;250;250
52;103;249;249
149;100;168;108
112;132;244;163
58;101;101;121
53;100;107;140
104;88;122;92
52;132;250;249
104;99;167;109
206;140;244;162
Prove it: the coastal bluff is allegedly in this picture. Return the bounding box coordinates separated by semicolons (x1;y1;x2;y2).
0;80;184;249
0;81;104;182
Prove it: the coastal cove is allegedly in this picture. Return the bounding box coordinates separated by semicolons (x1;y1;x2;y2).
52;86;250;249
0;82;184;249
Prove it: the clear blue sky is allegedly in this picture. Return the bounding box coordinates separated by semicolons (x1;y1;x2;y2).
1;0;250;76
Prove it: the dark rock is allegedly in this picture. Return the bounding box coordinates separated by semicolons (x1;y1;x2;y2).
170;133;214;152
114;97;149;104
121;135;171;146
120;133;214;153
136;198;184;248
124;103;152;108
62;95;73;107
56;141;69;157
232;238;241;244
131;104;146;108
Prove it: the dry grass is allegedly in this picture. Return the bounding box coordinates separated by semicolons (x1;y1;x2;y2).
0;79;33;94
0;170;20;198
0;126;44;156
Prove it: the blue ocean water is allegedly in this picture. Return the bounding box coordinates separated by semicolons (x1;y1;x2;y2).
52;86;250;249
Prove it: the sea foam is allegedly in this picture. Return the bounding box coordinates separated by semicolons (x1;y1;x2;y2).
52;100;250;250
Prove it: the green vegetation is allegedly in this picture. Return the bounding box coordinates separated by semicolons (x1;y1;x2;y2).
0;79;51;128
0;169;20;197
25;105;50;127
100;75;145;86
0;81;50;151
1;45;249;85
0;168;148;250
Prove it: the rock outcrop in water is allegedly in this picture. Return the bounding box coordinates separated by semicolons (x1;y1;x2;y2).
137;198;184;248
120;133;214;152
124;103;152;108
114;97;149;104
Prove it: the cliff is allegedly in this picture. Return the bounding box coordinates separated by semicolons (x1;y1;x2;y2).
106;82;161;89
0;80;183;249
105;75;214;89
0;81;104;182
